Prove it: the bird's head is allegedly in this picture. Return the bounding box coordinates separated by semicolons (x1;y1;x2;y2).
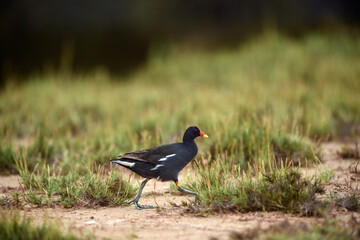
183;126;208;142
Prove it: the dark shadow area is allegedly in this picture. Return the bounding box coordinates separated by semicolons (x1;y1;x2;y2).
1;0;360;84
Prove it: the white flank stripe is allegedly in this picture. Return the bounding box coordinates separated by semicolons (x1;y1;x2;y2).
151;164;165;170
112;160;135;168
158;153;176;162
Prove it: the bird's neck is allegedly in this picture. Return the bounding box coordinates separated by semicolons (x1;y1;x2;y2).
183;135;195;143
179;139;198;169
183;137;195;144
182;139;197;153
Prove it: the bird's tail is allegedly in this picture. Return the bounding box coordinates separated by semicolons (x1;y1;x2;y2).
110;159;135;168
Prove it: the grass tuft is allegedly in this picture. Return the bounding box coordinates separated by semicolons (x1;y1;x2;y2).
183;157;325;215
0;211;89;240
15;156;135;208
0;193;21;209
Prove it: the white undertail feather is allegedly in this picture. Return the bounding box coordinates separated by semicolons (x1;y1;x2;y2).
158;153;176;162
112;160;135;167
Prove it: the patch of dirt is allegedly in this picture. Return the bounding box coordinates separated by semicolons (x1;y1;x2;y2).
1;142;360;240
313;142;359;191
0;175;21;198
0;175;20;189
24;197;314;240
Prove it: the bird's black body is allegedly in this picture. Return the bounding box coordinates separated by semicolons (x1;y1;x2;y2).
111;126;208;209
116;141;197;182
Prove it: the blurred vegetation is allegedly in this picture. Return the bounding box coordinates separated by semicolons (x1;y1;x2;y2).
0;211;93;240
230;219;359;240
0;31;359;211
1;32;359;172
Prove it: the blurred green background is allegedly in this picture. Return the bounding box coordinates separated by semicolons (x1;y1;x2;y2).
0;1;359;175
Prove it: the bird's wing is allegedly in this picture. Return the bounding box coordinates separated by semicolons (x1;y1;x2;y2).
118;143;178;165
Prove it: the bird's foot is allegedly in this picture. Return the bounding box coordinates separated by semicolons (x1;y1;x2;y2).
177;185;201;203
134;202;158;210
127;199;158;210
126;199;136;205
177;186;197;196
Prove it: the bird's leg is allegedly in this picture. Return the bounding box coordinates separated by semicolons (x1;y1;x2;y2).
175;181;198;196
127;178;158;210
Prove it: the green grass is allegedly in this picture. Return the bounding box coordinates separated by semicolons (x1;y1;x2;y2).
180;157;325;215
0;31;360;211
0;144;19;175
0;211;90;240
0;193;21;209
15;156;135;208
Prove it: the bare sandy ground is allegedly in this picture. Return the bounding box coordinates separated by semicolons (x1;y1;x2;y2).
24;205;315;240
1;142;359;240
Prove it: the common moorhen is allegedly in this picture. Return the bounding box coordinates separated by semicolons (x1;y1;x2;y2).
111;126;208;209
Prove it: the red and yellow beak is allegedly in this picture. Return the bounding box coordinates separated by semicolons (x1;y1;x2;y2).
199;130;208;138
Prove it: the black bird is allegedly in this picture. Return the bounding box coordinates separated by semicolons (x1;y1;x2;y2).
111;126;208;209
